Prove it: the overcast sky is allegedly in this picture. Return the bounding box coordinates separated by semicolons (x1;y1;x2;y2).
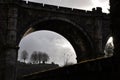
26;0;110;13
18;31;77;66
18;0;110;67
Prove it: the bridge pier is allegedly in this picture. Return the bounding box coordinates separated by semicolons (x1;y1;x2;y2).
4;47;17;80
94;7;104;57
5;5;18;80
0;1;18;80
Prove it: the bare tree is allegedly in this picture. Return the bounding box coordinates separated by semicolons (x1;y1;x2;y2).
21;50;28;63
38;51;43;64
63;49;73;66
41;53;49;64
30;51;49;64
63;53;69;66
30;51;38;64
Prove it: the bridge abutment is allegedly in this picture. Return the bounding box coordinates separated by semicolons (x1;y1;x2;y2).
6;7;18;80
0;1;18;80
94;8;104;57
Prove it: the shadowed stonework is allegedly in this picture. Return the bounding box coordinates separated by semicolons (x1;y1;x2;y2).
0;0;113;80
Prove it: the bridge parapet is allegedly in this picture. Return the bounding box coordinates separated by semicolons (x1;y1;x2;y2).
17;0;109;17
0;0;109;17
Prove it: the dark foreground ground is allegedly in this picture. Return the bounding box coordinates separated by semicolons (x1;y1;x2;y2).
19;56;120;80
17;62;59;79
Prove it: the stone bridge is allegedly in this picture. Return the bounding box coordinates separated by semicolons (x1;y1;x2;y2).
0;0;110;80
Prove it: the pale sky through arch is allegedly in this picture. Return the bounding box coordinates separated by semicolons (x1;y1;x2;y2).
18;30;77;66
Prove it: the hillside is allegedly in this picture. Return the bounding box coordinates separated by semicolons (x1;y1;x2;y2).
16;61;59;79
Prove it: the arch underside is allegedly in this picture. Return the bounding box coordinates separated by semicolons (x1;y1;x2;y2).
18;19;94;63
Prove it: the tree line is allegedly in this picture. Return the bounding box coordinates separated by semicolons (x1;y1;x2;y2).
20;50;49;64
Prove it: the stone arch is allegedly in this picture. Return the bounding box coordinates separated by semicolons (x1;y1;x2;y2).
18;17;95;63
104;34;114;57
103;33;112;51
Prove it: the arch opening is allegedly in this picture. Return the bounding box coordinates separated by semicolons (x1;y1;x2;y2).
18;30;77;66
104;36;114;57
17;30;78;78
18;19;94;63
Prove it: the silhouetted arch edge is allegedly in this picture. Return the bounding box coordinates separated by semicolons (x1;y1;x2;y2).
103;33;112;50
18;17;95;62
29;17;94;50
